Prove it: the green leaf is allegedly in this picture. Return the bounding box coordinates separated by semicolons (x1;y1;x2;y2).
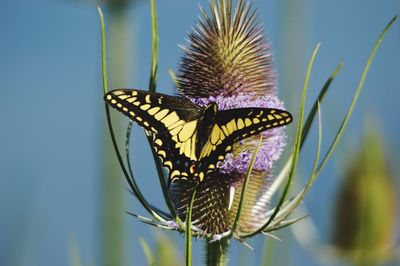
266;102;322;227
126;212;179;230
149;0;158;93
168;69;179;88
315;15;398;177
300;61;343;148
242;56;341;239
264;215;309;233
264;42;320;226
140;237;155;266
142;0;179;220
242;43;321;238
98;7;108;95
98;7;168;222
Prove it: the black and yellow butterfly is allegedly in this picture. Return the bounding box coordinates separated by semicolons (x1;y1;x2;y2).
104;89;292;185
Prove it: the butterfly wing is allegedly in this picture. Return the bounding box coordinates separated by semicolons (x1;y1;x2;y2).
199;107;292;171
104;89;203;182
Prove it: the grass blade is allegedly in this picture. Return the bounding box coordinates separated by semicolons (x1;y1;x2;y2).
98;7;108;94
143;0;178;220
149;0;158;93
315;15;398;177
264;103;322;227
139;237;155;266
168;69;180;88
244;43;321;238
265;43;320;225
98;7;167;222
126;212;178;230
244;61;343;228
264;215;309;232
300;61;343;148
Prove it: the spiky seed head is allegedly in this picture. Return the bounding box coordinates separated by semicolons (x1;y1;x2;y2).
177;0;276;98
170;0;288;236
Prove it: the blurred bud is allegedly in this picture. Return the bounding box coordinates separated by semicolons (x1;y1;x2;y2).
332;119;397;264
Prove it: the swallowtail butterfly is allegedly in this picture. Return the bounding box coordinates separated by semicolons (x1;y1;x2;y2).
104;89;292;185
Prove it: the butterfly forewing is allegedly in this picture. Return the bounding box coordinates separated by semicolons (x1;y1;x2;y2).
104;89;202;182
199;107;292;170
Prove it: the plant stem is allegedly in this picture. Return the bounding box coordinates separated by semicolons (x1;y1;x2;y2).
205;239;230;266
100;5;133;266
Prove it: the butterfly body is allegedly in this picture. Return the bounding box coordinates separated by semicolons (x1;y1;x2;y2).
104;89;292;185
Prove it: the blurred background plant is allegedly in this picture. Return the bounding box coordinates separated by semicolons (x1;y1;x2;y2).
332;118;398;266
291;117;399;266
99;1;134;265
0;0;399;265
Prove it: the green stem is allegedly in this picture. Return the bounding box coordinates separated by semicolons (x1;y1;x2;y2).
205;239;230;266
185;187;197;266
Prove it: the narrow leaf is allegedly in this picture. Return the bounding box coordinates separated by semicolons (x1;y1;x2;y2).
149;0;158;93
264;215;309;232
143;0;178;220
265;43;321;226
98;7;166;221
244;60;343;230
315;15;398;177
267;101;323;226
300;61;343;148
168;69;179;87
98;7;108;94
243;43;321;238
139;237;155;266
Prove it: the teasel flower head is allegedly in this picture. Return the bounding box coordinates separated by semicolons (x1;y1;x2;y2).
332;121;397;264
170;0;288;236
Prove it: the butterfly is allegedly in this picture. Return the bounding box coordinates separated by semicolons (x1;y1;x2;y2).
104;89;292;185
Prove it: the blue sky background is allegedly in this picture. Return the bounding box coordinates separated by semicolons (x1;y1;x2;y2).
0;0;399;265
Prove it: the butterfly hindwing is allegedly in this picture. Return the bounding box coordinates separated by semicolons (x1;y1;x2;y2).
104;89;202;182
199;107;292;170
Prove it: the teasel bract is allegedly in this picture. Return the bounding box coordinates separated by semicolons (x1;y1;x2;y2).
332;121;397;264
169;0;288;236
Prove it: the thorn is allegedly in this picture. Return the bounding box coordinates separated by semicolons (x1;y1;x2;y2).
209;231;231;242
261;232;282;242
228;185;235;210
235;237;255;252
